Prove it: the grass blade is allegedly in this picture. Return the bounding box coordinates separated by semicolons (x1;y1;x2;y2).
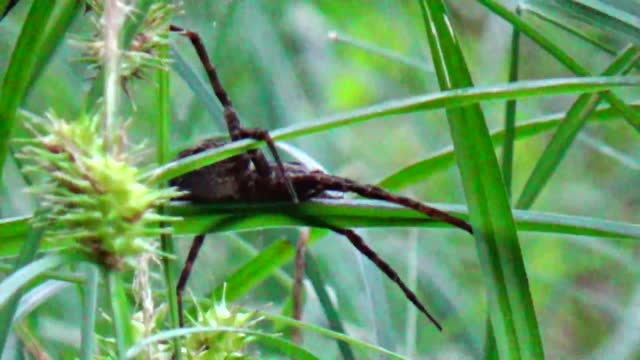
80;265;98;360
213;239;295;302
262;311;408;360
126;326;318;360
523;0;640;41
378;103;640;191
0;0;55;182
1;203;638;259
516;45;640;209
502;27;520;198
0;254;74;308
106;269;133;360
155;19;183;360
303;248;356;360
418;0;543;357
477;0;640;132
147;75;640;184
0;214;45;353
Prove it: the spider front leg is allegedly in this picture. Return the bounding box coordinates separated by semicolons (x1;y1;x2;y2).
169;25;298;203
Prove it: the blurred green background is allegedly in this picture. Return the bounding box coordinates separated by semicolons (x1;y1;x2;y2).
1;0;639;358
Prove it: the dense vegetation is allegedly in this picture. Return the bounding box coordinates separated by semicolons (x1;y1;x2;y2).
0;1;638;359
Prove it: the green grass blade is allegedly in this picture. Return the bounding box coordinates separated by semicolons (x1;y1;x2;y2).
262;311;408;360
106;269;133;360
213;239;295;302
418;0;543;358
578;133;640;170
1;203;639;261
0;0;55;182
477;0;640;132
519;5;623;58
379;102;639;191
502;27;520;198
516;45;640;209
155;20;183;360
80;265;98;360
0;254;74;308
12;280;71;324
523;0;640;40
303;249;356;360
29;1;82;91
146;75;640;184
0;214;45;353
126;326;318;360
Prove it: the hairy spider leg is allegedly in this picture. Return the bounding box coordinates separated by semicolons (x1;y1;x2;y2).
329;226;443;330
169;24;298;204
291;172;473;233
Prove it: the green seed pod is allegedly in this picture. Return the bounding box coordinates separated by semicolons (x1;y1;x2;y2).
20;113;183;269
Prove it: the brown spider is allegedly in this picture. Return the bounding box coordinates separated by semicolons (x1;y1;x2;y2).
170;25;472;332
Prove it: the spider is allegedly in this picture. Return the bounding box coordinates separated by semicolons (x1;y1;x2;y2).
169;25;472;332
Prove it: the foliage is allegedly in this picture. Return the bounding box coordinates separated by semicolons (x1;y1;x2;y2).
0;0;638;359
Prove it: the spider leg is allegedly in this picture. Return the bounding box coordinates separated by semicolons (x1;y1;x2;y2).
176;233;206;327
169;25;298;203
329;226;442;330
292;173;472;233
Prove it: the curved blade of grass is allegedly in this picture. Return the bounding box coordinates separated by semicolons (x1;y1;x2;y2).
519;4;624;58
0;0;55;182
80;265;98;360
12;280;70;324
378;102;640;191
126;326;318;360
418;0;543;358
106;269;133;360
262;311;408;360
145;75;640;184
523;0;640;41
0;254;74;308
516;44;640;209
0;212;45;353
477;0;640;132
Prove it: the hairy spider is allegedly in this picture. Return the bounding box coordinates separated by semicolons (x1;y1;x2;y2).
170;25;472;332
